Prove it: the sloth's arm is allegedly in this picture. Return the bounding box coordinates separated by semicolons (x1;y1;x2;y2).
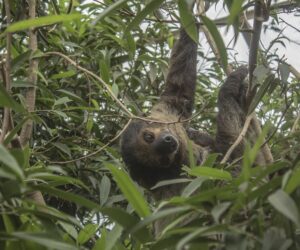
215;67;248;159
160;28;198;119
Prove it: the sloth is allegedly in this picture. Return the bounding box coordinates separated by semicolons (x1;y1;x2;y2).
120;27;262;200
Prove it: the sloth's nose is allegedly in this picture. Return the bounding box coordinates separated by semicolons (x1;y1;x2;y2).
163;134;176;144
155;133;178;154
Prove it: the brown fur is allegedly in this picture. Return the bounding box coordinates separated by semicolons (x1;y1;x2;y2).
120;28;264;198
120;28;207;192
120;27;266;236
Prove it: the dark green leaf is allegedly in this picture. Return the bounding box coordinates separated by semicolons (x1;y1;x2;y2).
178;0;198;43
125;0;164;33
106;163;151;218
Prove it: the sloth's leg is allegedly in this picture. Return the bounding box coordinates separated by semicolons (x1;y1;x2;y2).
215;67;248;160
159;28;198;119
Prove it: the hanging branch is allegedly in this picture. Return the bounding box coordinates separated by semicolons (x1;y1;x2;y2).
0;0;13;143
19;0;39;146
19;0;46;205
243;0;273;164
247;0;264;101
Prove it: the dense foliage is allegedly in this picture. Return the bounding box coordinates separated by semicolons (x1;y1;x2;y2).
0;0;300;249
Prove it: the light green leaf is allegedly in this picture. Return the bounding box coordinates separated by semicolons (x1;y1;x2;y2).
100;175;111;205
100;60;110;84
178;0;198;43
188;166;232;180
268;190;299;226
284;167;300;194
125;0;164;33
227;0;245;24
106;163;151;218
11;232;77;250
54;97;72;106
93;0;129;23
77;224;99;245
200;15;228;72
6;14;82;33
51;70;76;79
0;144;24;180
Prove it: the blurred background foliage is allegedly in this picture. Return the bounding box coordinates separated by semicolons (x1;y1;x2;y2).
0;0;300;249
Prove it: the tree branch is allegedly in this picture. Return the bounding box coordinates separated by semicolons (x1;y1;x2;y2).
221;114;255;164
1;0;13;143
19;0;38;146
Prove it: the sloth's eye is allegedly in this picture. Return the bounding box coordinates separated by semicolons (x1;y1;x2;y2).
143;132;155;143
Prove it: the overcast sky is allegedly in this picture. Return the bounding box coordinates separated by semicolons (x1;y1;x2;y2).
84;0;300;71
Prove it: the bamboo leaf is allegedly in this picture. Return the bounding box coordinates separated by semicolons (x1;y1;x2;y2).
268;190;299;226
188;166;232;180
6;14;82;33
106;163;151;218
200;15;228;72
93;0;129;23
125;0;164;33
178;0;198;42
0;145;24;180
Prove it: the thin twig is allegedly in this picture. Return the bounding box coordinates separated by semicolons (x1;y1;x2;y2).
1;0;13;143
20;0;39;146
50;118;132;164
221;113;254;164
279;17;300;33
44;51;206;125
44;52;132;116
262;102;291;147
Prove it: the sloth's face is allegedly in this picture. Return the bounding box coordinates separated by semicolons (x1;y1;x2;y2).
120;120;182;169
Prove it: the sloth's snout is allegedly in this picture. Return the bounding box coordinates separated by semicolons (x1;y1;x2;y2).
155;133;178;154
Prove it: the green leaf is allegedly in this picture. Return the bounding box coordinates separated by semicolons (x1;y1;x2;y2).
227;0;244;24
125;0;164;33
0;144;24;180
51;70;76;79
200;15;228;72
100;60;110;84
100;175;111;205
178;0;198;43
188;166;232;180
77;223;99;245
106;163;151;218
279;63;290;83
130;206;191;234
53;97;72;106
10;232;77;250
34;185;152;243
284;167;300;194
93;0;129;23
248;74;276;114
181;177;207;197
268;190;299;226
57;89;85;103
0;84;24;112
6;14;82;33
51;142;71;157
